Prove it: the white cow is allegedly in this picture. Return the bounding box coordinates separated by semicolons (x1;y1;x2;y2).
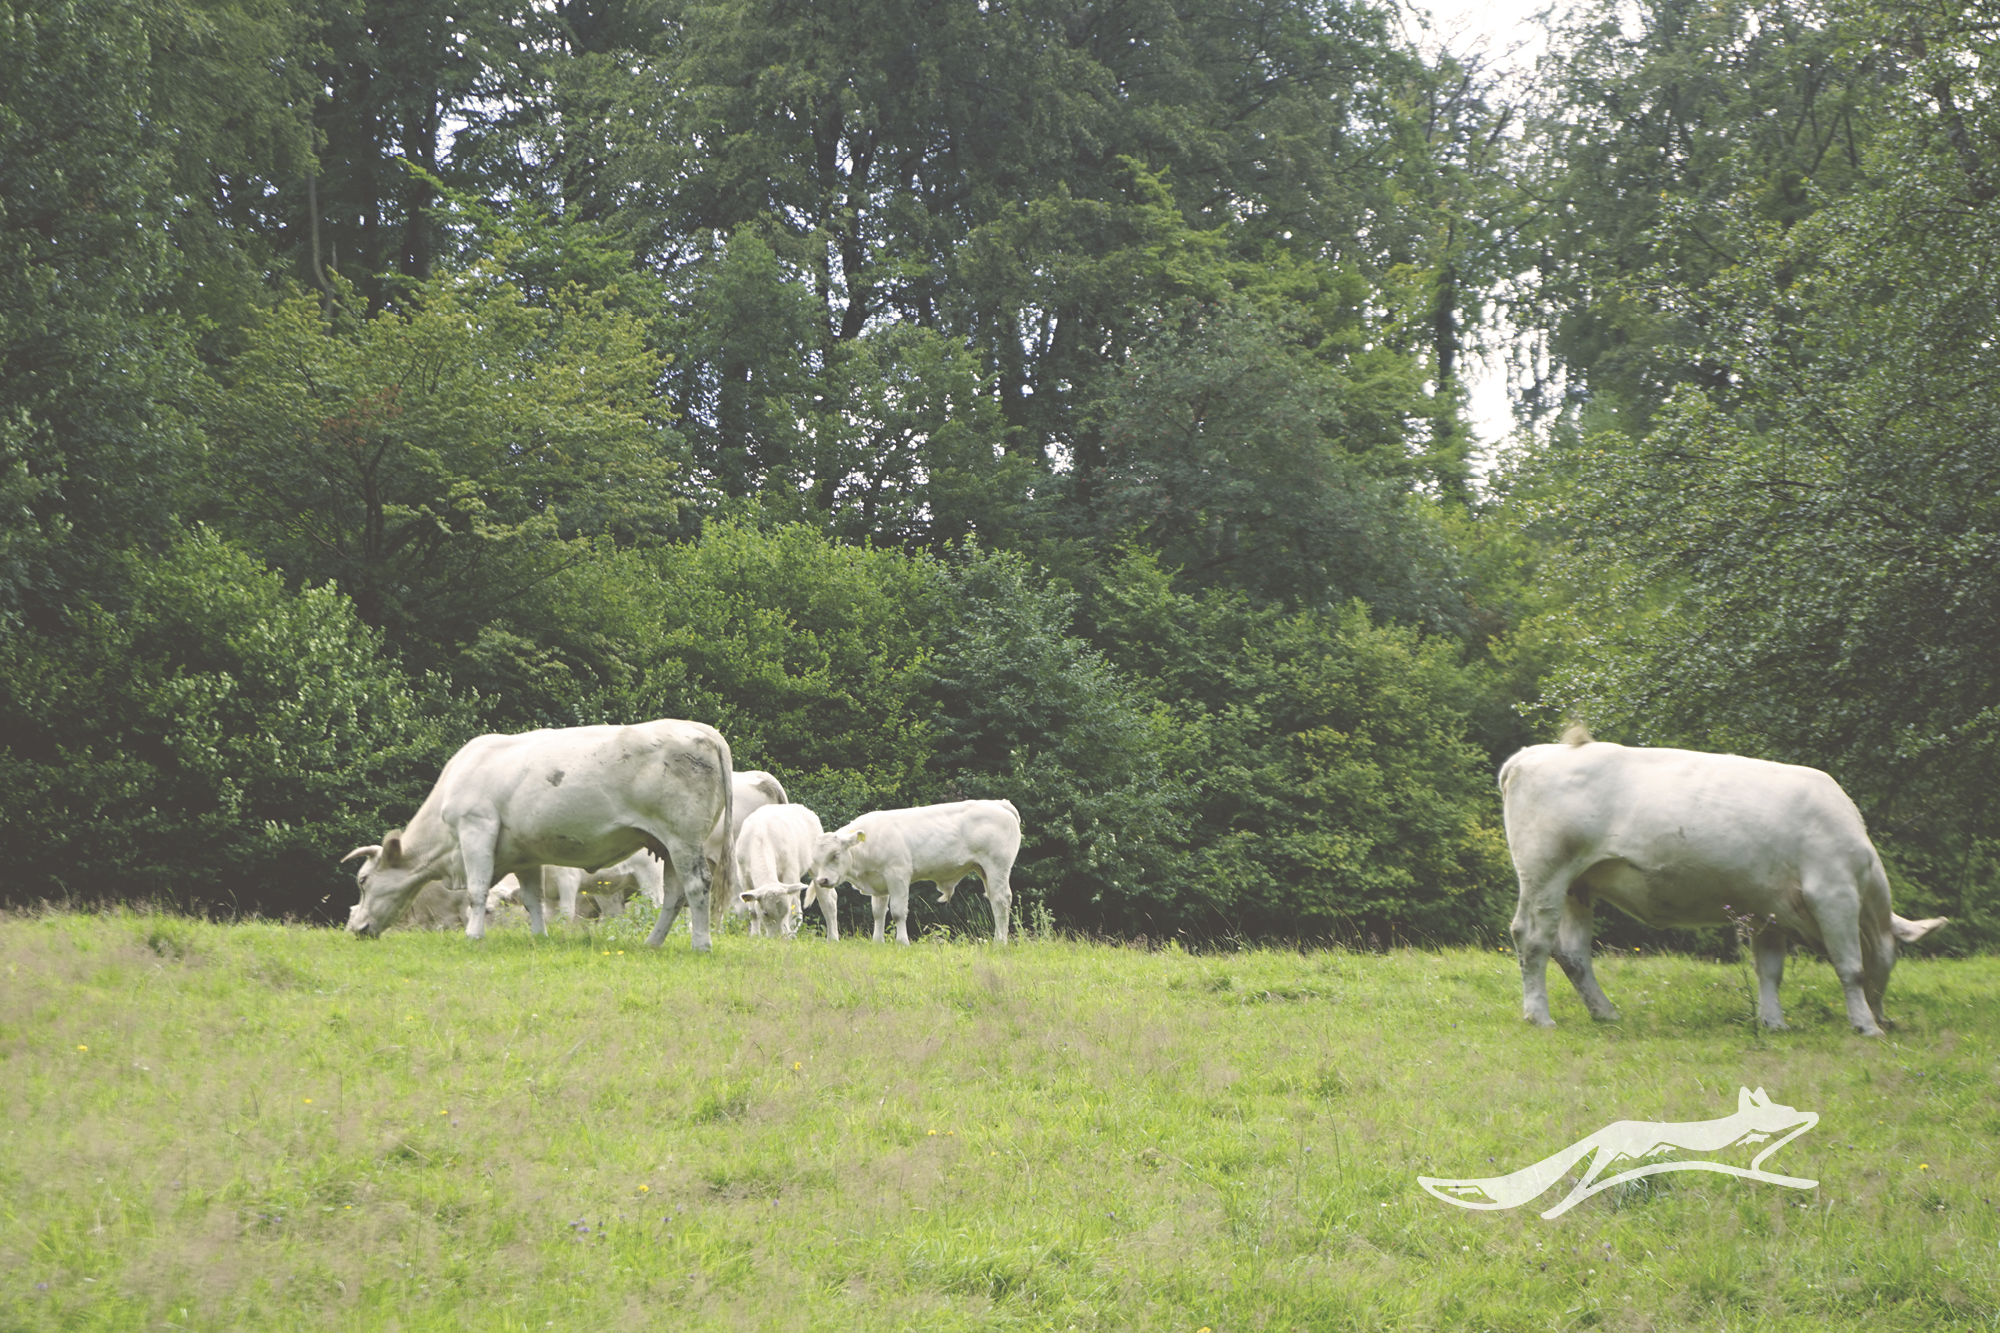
734;803;831;938
706;770;788;918
344;719;734;950
402;880;472;930
1500;732;1947;1035
502;854;664;921
808;800;1021;944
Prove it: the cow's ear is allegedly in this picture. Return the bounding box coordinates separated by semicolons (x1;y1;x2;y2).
854;831;866;844
381;834;404;867
740;892;757;904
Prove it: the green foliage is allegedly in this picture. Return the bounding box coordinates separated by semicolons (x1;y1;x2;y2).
1089;295;1459;620
623;525;946;790
303;0;560;302
35;0;1998;955
195;267;679;667
0;531;473;915
922;547;1190;930
1513;0;1891;430
0;0;202;628
451;0;1482;587
1090;550;1510;941
450;523;946;797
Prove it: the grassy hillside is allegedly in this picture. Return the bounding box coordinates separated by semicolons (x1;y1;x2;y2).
1;910;1994;1331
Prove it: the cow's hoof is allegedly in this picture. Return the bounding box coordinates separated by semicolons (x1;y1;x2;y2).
1525;1014;1557;1029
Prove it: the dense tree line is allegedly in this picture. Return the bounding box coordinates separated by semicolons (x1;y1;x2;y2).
1;0;1993;946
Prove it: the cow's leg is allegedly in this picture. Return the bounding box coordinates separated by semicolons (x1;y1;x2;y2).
868;892;890;943
520;873;549;937
984;866;1012;945
535;866;579;924
459;833;498;941
1510;883;1562;1028
1554;887;1620;1021
685;845;715;953
1826;936;1884;1035
1864;927;1897;1032
644;883;685;948
812;884;840;941
643;842;691;948
1813;893;1884;1035
888;875;913;944
1752;926;1789;1030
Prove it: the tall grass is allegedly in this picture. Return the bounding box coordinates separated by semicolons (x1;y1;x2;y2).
1;909;1993;1331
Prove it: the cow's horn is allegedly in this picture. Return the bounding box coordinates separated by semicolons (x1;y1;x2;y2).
341;845;383;866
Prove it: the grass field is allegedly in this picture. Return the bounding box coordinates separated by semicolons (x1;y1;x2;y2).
2;908;1995;1332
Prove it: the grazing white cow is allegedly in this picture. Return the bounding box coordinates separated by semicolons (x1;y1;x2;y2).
344;719;734;950
808;800;1021;944
403;881;471;930
340;846;470;931
1500;732;1947;1035
734;803;830;939
540;851;666;921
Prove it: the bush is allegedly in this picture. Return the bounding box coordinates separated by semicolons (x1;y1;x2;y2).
0;529;474;918
1089;549;1511;941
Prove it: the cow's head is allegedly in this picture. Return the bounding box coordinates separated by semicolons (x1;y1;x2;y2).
809;829;865;895
739;883;807;938
343;834;428;937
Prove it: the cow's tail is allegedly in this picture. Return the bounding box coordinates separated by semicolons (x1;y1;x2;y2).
708;731;736;922
1868;843;1947;944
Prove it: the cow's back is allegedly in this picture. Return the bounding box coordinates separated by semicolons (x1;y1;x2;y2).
852;800;1021;877
1506;743;1868;852
736;803;823;887
442;721;724;820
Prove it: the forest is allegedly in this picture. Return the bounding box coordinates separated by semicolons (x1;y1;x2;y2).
1;0;1994;946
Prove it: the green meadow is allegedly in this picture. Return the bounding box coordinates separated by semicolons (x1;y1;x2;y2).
2;909;1994;1332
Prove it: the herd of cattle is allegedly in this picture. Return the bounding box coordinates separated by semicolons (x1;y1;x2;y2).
342;719;1022;950
341;719;1946;1036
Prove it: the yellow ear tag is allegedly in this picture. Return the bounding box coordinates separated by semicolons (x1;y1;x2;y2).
855;831;866;843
